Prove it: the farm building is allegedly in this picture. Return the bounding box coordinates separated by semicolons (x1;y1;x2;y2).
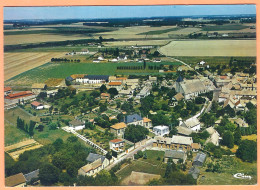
136;86;151;99
188;167;200;179
164;150;187;164
205;127;221;146
153;135;193;151
180;117;201;132
175;76;209;100
69;120;85;131
176;126;193;136
23;169;39;183
31;83;47;94
31;101;44;110
5;91;33;100
193;152;206;167
4;87;12;96
110;122;127;137
153;125;169;136
5;173;26;187
75;75;109;84
109;139;125;152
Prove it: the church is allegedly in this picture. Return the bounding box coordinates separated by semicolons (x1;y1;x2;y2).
175;76;209;100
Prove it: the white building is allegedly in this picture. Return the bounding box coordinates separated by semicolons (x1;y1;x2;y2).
180;117;201;132
153;125;170;136
109;139;125;152
75;75;109;84
69;120;85;131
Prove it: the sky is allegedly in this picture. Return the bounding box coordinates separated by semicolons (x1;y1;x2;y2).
4;5;256;20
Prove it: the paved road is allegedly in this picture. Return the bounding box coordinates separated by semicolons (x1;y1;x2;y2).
105;139;153;171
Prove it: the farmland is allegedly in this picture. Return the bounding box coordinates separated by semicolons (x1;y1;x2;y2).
4;52;66;80
159;40;256;57
5;61;181;86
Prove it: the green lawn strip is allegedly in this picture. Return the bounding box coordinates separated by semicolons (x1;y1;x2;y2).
138;27;181;35
201;24;249;31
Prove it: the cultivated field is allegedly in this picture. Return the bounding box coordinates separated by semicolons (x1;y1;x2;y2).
159;40;256;57
121;171;161;185
4;52;66;80
4;33;94;45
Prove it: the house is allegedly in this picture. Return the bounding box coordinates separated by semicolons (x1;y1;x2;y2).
4;87;12;96
188;167;200;179
143;117;152;128
86;153;107;164
23;169;39;183
93;59;100;63
109;139;125;152
31;101;44;110
69;120;85;131
110;122;127;137
78;157;109;177
180;117;201;132
153;135;193;151
136;86;151;99
31;83;47;94
111;58;118;62
176;126;193;136
122;114;143;126
117;54;128;61
153;58;161;63
149;76;157;83
5;91;33;100
101;93;110;100
234;118;249;128
153;125;169;136
175;76;209;100
193;152;206;167
164;150;187;164
108;82;123;91
205;127;221;146
98;55;104;60
5;173;26;187
191;143;201;152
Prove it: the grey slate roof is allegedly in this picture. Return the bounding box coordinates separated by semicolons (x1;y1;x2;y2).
181;79;207;95
194;152;206;164
176;75;183;82
165;150;185;159
188;167;200;179
23;169;39;182
84;75;109;82
86;153;105;163
123;114;142;124
66;76;74;82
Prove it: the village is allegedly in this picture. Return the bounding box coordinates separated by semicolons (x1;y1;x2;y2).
4;53;257;186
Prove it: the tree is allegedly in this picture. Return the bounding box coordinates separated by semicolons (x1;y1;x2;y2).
124;125;149;143
108;88;118;97
100;84;107;93
99;36;103;43
234;127;242;145
99;103;107;113
39;163;60;186
236;140;257;162
195;97;206;104
222;131;234;148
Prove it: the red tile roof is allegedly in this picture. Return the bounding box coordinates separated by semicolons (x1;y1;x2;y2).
5;91;33;99
110;139;124;143
109;82;122;86
4;87;12;92
31;101;42;107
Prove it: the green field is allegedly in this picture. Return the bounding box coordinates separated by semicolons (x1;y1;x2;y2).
202;24;249;31
6;61;181;86
138;27;180;35
198;156;257;185
116;150;166;181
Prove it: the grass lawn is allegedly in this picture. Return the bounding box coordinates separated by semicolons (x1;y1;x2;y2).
6;61;181;86
4;121;30;146
116;160;166;181
140;150;165;165
201;24;249;31
5;107;39;125
241;134;257;142
198;156;257;185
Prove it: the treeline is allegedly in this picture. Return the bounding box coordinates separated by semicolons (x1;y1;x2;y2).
51;58;80;63
117;66;144;70
16;117;35;136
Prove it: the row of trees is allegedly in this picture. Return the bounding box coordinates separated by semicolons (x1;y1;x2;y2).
16;117;35;136
51;58;80;63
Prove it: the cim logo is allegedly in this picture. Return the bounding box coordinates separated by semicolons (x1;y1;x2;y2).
233;173;252;180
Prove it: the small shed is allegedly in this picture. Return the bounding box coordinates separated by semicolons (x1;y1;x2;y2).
193;152;206;167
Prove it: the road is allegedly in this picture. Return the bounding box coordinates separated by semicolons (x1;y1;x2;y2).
105;139;154;171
